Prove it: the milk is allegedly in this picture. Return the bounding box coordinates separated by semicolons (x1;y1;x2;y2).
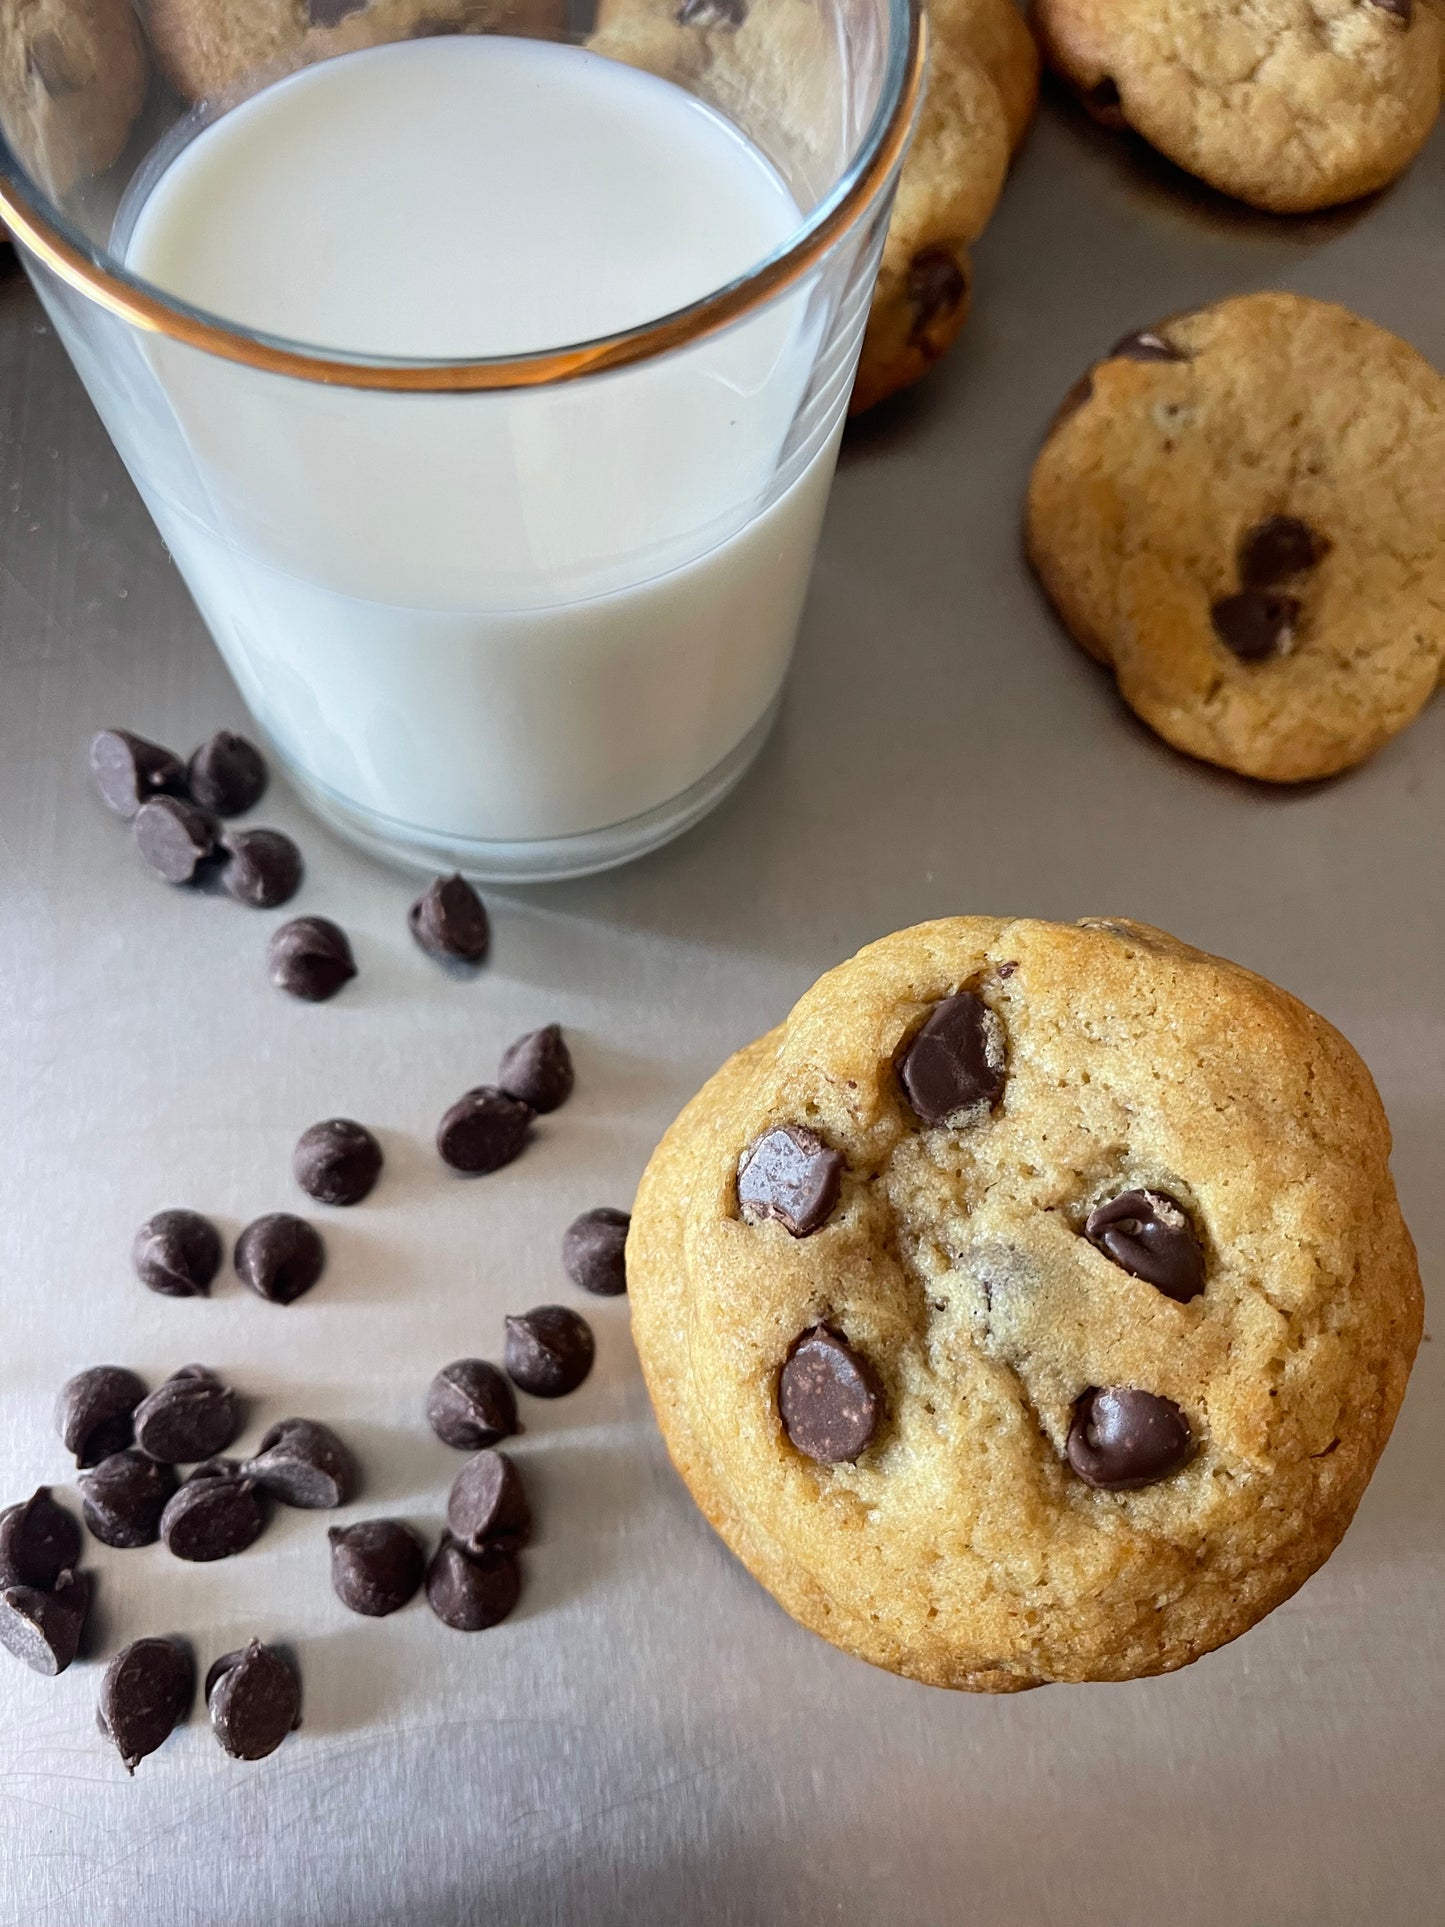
117;36;844;863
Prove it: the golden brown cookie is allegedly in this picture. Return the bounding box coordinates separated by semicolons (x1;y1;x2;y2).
1026;293;1445;782
931;0;1039;150
0;0;146;203
629;916;1422;1690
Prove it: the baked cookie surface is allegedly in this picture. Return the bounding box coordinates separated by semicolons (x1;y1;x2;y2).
0;0;145;201
1026;292;1445;782
629;916;1421;1690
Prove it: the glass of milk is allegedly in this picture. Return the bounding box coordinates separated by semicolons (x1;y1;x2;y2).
0;0;923;880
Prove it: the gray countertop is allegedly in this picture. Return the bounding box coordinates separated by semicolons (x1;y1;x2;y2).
1;87;1442;1927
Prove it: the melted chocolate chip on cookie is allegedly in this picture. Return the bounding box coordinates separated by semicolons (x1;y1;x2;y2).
1369;0;1412;21
737;1126;843;1237
1066;1387;1194;1490
1238;515;1328;586
898;991;1006;1127
676;0;747;24
1085;1189;1205;1303
1109;327;1187;363
778;1327;882;1464
906;248;969;348
1211;589;1302;662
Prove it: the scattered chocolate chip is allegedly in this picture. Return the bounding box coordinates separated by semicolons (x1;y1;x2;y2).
504;1306;595;1399
426;1539;522;1632
56;1365;147;1468
560;1206;631;1297
1211;589;1301;662
186;731;266;816
1085;1189;1205;1303
437;1087;532;1175
98;1637;194;1772
133;1367;239;1465
898;991;1007;1127
0;1489;81;1590
1109;328;1186;363
737;1127;843;1238
160;1471;264;1562
497;1024;574;1113
0;1570;90;1676
79;1451;178;1549
134;796;217;884
307;0;365;23
1238;515;1328;587
27;32;82;95
676;0;746;24
1066;1386;1194;1489
89;729;185;819
906;246;968;347
267;917;356;1001
426;1359;518;1451
408;874;490;965
219;828;303;908
777;1327;882;1464
1084;75;1125;126
131;1210;222;1299
234;1214;326;1305
292;1117;382;1206
446;1449;530;1552
206;1640;301;1760
328;1519;425;1617
245;1419;354;1509
1369;0;1412;20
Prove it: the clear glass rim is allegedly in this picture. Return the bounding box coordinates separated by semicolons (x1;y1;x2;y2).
0;7;925;392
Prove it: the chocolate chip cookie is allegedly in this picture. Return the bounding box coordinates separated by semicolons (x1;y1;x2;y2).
932;0;1040;152
1034;0;1443;214
1027;293;1445;782
0;0;146;203
629;916;1421;1689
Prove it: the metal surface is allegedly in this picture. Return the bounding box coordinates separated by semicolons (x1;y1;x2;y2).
1;91;1442;1927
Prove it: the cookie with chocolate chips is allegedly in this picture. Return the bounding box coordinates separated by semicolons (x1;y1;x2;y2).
1027;293;1445;781
0;0;146;203
629;916;1421;1689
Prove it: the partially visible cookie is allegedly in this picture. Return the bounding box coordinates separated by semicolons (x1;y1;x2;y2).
931;0;1039;151
0;0;146;202
1033;0;1443;214
1027;292;1445;782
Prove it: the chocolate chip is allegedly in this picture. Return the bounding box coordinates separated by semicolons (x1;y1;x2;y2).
437;1087;532;1175
187;1456;243;1481
307;0;366;23
1238;515;1328;587
134;795;217;883
1066;1386;1194;1489
186;731;267;816
1211;589;1301;662
328;1519;425;1617
737;1127;843;1238
0;1570;90;1676
426;1359;519;1451
56;1365;147;1468
207;1640;301;1760
425;1539;522;1632
267;916;356;1001
245;1419;354;1508
1085;1189;1205;1303
89;729;185;819
79;1451;178;1549
408;873;490;965
446;1449;530;1552
234;1213;326;1305
293;1118;382;1206
676;0;746;25
560;1206;631;1298
26;30;83;94
0;1489;81;1590
1109;328;1186;363
898;991;1006;1127
1369;0;1412;20
132;1210;222;1298
219;828;303;908
160;1470;265;1561
497;1024;573;1113
777;1327;882;1464
98;1637;194;1773
504;1306;595;1399
906;247;969;348
133;1367;239;1464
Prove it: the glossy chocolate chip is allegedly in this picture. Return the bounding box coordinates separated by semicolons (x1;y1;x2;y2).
0;1489;81;1590
676;0;746;23
134;796;217;883
737;1126;843;1238
56;1365;147;1468
1066;1387;1194;1490
898;991;1006;1127
160;1471;264;1562
1085;76;1125;125
446;1449;530;1553
1211;590;1301;662
906;247;968;347
777;1327;882;1464
133;1368;239;1465
426;1539;522;1632
1085;1189;1205;1303
409;873;490;965
0;1570;91;1676
132;1209;222;1298
245;1419;354;1509
1109;327;1187;363
79;1450;178;1549
219;828;303;908
497;1024;573;1113
1238;515;1328;587
561;1207;630;1296
186;731;267;816
267;917;356;1001
293;1118;382;1206
426;1359;519;1450
89;729;185;819
234;1213;326;1305
207;1640;301;1760
328;1519;425;1617
504;1306;595;1399
1369;0;1412;19
98;1637;194;1773
437;1087;533;1175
